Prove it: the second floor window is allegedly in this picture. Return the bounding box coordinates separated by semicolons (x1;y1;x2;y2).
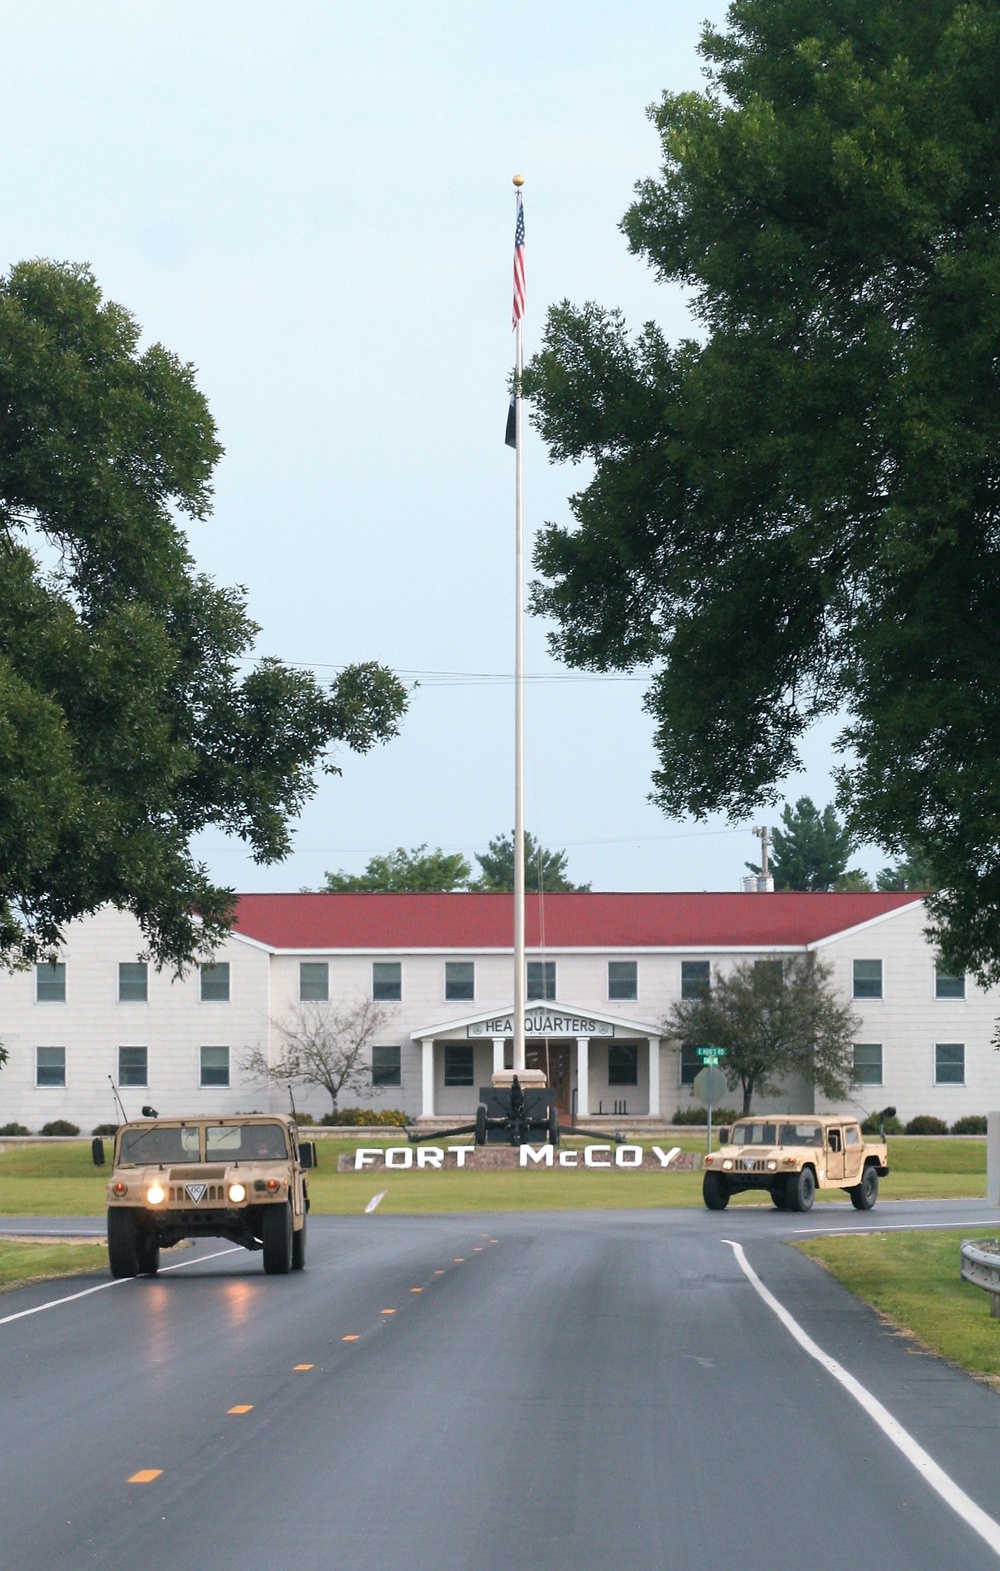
36;962;66;1003
445;962;475;1002
680;961;710;1000
119;962;148;1003
373;962;402;1001
608;961;637;1001
299;962;329;1001
853;959;883;1000
200;963;230;1002
935;964;965;1000
527;961;556;1001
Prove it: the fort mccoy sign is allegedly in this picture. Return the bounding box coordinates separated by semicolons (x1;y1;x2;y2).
468;1009;615;1038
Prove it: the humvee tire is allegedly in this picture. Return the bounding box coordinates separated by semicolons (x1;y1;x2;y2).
291;1215;306;1271
475;1104;487;1146
849;1163;879;1211
770;1182;790;1210
703;1172;730;1210
108;1208;140;1278
786;1166;816;1212
262;1201;293;1274
135;1231;160;1276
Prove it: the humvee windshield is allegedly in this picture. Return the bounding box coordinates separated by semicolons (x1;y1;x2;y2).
206;1124;289;1161
119;1126;201;1165
731;1123;777;1146
778;1123;823;1147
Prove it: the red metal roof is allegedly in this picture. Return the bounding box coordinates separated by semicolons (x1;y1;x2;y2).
231;891;920;951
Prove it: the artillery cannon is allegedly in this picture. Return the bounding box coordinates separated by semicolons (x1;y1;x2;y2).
406;1074;624;1148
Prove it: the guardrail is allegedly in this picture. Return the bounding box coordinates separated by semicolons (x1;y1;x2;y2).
960;1239;1000;1319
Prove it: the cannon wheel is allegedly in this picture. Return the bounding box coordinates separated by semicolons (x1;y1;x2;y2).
548;1103;559;1147
475;1104;487;1146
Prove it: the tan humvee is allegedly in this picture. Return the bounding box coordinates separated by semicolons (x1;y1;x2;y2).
702;1115;888;1212
92;1114;315;1277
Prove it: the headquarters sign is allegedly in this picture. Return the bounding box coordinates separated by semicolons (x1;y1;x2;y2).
468;1010;615;1038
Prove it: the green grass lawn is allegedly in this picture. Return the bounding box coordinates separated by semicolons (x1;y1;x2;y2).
796;1230;1000;1389
0;1239;109;1292
0;1134;985;1215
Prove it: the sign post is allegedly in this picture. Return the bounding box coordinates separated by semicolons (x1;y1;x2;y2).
693;1051;728;1154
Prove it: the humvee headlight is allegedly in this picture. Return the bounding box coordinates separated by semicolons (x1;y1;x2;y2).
722;1158;734;1171
766;1159;777;1171
228;1182;247;1203
146;1183;165;1205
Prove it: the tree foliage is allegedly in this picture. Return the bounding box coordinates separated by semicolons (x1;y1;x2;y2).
667;955;859;1115
524;0;1000;981
0;260;406;970
472;831;590;892
750;796;854;891
876;845;939;891
323;845;473;892
243;998;396;1114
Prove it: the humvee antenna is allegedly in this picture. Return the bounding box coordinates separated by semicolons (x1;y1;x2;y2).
287;1082;298;1121
107;1075;128;1126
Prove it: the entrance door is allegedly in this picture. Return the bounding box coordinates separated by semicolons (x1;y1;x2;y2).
526;1041;572;1116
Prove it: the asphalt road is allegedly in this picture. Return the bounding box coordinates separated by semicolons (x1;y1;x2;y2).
2;1199;1000;1571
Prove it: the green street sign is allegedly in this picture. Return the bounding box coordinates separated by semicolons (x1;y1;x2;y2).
696;1046;725;1064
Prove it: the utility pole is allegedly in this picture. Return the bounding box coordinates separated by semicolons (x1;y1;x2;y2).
754;825;773;892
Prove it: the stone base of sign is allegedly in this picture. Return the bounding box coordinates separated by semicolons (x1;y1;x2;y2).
337;1146;702;1173
490;1068;548;1089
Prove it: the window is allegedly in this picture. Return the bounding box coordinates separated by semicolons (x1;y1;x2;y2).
200;963;230;1002
935;964;965;1000
853;959;883;999
36;962;66;1003
935;1043;965;1086
445;962;475;1002
845;1125;861;1147
852;1043;883;1086
608;961;637;1001
608;1043;638;1086
299;962;329;1002
372;1044;402;1088
200;1046;230;1087
444;1044;475;1086
118;1046;148;1087
680;961;711;1000
36;1046;66;1087
527;961;556;1001
372;962;402;1001
680;1043;701;1085
118;962;148;1003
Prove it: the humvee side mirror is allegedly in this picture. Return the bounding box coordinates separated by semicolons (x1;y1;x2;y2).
91;1137;106;1167
881;1106;896;1120
299;1141;316;1170
718;1128;729;1145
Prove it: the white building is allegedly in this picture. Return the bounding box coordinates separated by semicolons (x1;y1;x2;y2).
0;891;995;1132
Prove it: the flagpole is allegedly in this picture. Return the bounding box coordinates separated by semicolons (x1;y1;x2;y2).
512;174;526;1079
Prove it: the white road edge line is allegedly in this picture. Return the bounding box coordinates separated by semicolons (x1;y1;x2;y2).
0;1245;242;1327
723;1238;1000;1559
792;1220;998;1236
365;1191;387;1214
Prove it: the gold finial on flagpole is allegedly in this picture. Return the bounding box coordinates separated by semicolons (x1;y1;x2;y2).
512;174;524;186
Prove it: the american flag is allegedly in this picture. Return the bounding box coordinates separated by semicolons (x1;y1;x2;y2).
512;193;526;328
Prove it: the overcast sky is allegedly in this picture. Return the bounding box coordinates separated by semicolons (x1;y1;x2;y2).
3;0;882;893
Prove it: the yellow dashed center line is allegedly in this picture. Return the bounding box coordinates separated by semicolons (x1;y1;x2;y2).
454;1258;464;1263
380;1308;396;1315
228;1405;253;1415
473;1247;482;1252
343;1334;359;1342
293;1364;314;1371
410;1287;423;1293
128;1470;162;1485
433;1269;446;1275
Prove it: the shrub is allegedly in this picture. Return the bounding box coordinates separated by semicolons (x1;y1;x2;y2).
40;1119;81;1137
951;1115;988;1135
321;1107;411;1127
860;1112;905;1136
0;1122;30;1136
91;1123;118;1137
292;1112;315;1126
904;1115;949;1135
672;1106;738;1125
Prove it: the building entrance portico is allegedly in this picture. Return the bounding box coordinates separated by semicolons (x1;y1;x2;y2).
411;1002;665;1121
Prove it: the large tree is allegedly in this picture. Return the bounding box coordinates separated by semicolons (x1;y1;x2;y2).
0;261;407;969
667;955;859;1115
323;845;473;892
472;831;590;893
750;796;854;891
524;0;1000;981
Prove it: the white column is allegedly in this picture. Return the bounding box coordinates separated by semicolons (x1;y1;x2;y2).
576;1037;590;1118
492;1038;506;1076
988;1111;1000;1207
648;1037;661;1119
421;1038;435;1119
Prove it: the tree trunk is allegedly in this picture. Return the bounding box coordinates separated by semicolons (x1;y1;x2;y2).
742;1080;753;1116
